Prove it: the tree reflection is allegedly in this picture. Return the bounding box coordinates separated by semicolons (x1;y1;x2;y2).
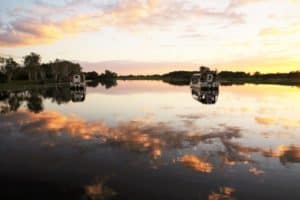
99;79;118;89
8;94;22;111
0;86;86;113
27;90;43;113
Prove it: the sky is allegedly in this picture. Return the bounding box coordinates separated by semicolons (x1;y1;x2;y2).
0;0;300;75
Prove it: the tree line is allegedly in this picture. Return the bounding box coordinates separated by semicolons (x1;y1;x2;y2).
84;70;118;88
119;69;300;86
0;52;82;83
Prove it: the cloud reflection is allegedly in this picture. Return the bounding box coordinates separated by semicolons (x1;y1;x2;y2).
178;154;213;173
1;110;300;170
83;179;117;200
255;116;300;129
208;187;236;200
249;167;265;176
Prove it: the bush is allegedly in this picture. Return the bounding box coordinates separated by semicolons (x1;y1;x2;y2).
0;72;6;83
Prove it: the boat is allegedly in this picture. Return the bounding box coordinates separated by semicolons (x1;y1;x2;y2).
70;74;86;89
190;66;219;89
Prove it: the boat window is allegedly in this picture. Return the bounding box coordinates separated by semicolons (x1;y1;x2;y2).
191;76;199;84
200;74;206;82
207;74;213;82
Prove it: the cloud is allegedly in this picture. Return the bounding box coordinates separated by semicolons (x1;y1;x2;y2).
228;0;264;9
0;0;243;47
79;60;199;75
177;33;206;39
255;116;277;125
258;23;300;37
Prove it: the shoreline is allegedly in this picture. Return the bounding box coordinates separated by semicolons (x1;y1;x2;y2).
1;78;300;91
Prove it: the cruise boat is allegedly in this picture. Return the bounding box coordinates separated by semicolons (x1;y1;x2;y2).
190;66;219;89
70;74;86;89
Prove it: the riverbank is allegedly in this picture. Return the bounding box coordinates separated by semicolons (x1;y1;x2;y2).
0;80;69;91
119;71;300;86
1;75;300;91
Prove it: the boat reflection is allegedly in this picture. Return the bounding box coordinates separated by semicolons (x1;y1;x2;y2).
70;86;86;102
191;86;219;104
190;66;220;104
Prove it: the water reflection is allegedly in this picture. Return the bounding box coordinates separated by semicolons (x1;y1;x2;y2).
1;110;300;169
208;187;236;200
191;86;219;104
0;86;87;113
1;81;300;199
83;179;117;200
71;86;86;102
86;79;117;89
178;154;213;173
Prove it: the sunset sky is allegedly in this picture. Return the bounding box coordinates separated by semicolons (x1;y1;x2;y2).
0;0;300;74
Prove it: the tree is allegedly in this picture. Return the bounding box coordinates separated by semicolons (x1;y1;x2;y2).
51;59;81;82
24;52;41;81
99;70;118;80
254;71;261;77
0;57;19;82
85;71;98;80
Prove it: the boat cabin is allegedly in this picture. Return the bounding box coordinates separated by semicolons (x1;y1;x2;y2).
70;74;86;89
190;66;219;89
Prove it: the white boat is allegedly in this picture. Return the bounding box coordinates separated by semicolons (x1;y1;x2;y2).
70;74;86;89
190;66;219;89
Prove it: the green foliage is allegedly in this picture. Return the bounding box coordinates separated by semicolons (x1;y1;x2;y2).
118;69;300;86
85;71;99;80
13;67;28;80
24;52;41;67
218;71;250;79
0;57;19;81
99;70;118;80
97;70;118;89
0;53;83;83
43;59;82;82
23;52;41;81
0;72;6;83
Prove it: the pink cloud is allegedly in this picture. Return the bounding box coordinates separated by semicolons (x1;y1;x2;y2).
0;0;243;47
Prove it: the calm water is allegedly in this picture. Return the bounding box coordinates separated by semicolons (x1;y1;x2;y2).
1;81;300;200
